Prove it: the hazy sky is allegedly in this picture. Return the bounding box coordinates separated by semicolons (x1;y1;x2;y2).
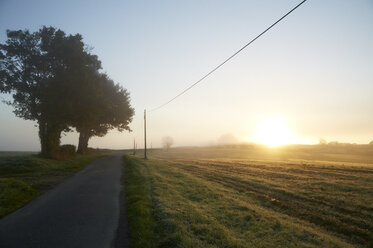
0;0;372;151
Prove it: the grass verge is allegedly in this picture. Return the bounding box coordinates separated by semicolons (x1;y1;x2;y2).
124;155;157;248
0;153;104;219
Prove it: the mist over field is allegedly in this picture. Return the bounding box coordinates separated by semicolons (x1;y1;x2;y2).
1;0;373;151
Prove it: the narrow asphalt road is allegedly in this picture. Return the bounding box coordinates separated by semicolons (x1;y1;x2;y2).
0;154;129;248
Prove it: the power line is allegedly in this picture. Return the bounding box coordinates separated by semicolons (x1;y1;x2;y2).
149;0;308;112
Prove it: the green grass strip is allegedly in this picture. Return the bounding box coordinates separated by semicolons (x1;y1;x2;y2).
0;178;39;217
124;155;157;248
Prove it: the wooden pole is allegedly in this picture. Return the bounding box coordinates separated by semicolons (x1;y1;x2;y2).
144;109;147;159
133;138;136;155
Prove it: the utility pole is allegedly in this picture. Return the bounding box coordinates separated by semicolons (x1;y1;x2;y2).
144;109;147;159
133;138;136;155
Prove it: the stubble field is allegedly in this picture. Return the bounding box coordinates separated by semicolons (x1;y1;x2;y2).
125;145;373;248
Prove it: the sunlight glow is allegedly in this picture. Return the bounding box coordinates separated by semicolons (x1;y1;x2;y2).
252;116;296;147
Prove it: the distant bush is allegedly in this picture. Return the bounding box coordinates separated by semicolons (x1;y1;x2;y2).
55;145;76;160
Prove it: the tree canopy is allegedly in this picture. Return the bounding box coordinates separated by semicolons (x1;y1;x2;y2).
71;72;134;154
0;26;134;158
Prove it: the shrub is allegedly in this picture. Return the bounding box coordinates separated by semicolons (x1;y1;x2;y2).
55;144;76;160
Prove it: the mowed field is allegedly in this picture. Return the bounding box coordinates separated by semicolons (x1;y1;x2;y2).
125;145;373;248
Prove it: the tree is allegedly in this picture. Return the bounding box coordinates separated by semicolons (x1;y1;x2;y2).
162;136;174;151
0;27;101;158
319;138;327;145
70;72;134;154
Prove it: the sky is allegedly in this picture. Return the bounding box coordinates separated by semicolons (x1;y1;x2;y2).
0;0;372;151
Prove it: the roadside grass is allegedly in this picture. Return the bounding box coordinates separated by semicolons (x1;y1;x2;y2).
124;156;157;248
124;148;373;248
0;178;39;218
0;153;104;218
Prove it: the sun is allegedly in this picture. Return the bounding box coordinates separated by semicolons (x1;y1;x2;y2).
252;117;295;147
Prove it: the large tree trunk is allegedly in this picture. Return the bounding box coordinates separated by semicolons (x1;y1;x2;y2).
39;121;62;159
77;130;90;154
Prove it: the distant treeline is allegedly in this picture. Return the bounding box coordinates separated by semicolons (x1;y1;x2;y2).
0;27;134;159
214;140;373;148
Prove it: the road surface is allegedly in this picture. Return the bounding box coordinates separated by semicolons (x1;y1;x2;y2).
0;154;128;248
